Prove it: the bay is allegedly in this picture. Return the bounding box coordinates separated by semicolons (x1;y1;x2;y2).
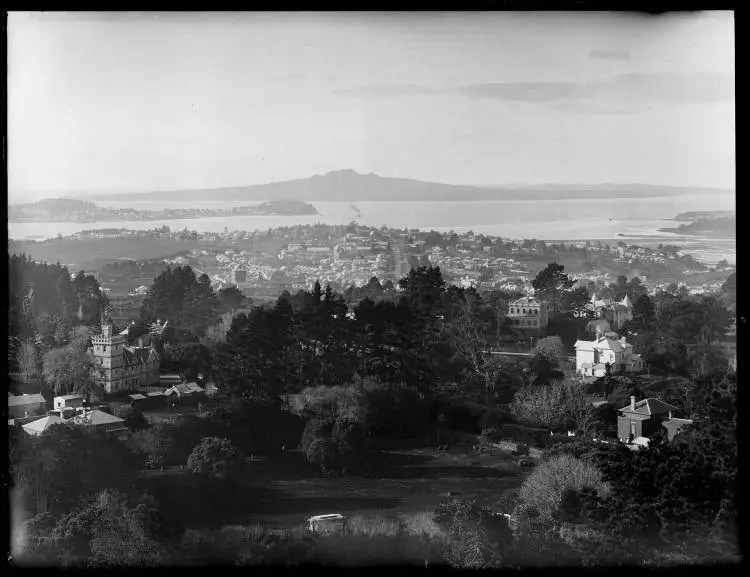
8;194;735;264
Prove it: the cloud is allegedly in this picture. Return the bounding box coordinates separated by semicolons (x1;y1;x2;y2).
454;72;733;107
333;72;733;110
457;82;585;102
589;49;631;61
333;83;443;98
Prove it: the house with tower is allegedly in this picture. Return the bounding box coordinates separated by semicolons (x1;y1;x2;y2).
585;293;633;331
88;322;160;394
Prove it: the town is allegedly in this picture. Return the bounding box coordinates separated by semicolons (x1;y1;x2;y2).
8;224;738;567
8;9;736;571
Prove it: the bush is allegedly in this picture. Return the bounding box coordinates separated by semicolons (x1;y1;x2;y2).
187;437;245;479
117;406;150;431
515;454;611;524
305;437;338;472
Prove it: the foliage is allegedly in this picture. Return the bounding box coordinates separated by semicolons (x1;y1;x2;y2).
140;266;219;341
305;437;339;473
434;498;507;568
531;263;574;317
11;425;141;518
529;336;565;385
510;379;595;433
187;437;245;479
116;406;150;432
514;454;611;524
41;333;100;399
28;489;166;567
162;342;213;382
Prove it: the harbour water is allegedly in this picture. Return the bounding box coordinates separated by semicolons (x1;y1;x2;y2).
8;194;736;265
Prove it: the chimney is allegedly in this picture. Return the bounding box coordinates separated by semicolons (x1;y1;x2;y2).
138;336;144;348
630;396;636;411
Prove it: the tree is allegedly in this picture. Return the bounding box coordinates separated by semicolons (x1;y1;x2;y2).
305;437;338;473
41;334;100;400
446;289;503;405
529;336;565;385
561;286;591;319
216;286;248;312
38;489;165;567
116;406;149;432
531;263;574;317
510;379;595;433
187;437;245;479
162;342;213;382
16;338;41;382
12;424;141;518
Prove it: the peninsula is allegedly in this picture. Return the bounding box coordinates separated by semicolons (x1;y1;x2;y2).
659;212;735;238
8;198;319;223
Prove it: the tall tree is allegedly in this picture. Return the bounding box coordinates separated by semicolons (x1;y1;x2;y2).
531;263;575;317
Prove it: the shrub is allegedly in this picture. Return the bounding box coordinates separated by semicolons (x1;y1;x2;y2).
515;454;610;524
187;437;245;479
305;437;338;472
345;515;401;538
117;406;150;431
402;512;444;540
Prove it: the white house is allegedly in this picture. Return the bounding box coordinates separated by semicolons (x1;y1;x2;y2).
574;333;643;377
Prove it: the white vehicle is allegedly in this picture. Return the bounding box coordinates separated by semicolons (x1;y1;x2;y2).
306;514;348;534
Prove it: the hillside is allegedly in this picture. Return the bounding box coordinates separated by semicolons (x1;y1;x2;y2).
76;170;733;203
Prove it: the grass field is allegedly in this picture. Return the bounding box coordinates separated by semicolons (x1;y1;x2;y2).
139;442;525;536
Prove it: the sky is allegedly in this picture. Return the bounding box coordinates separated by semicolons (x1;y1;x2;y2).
8;11;735;202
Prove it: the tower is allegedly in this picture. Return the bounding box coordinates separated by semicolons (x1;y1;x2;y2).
90;322;128;394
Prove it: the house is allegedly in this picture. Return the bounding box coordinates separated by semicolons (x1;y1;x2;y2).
8;393;47;420
54;394;84;411
22;414;64;437
232;263;248;284
585;294;633;331
164;382;206;406
69;408;128;434
127;393;148;409
574;333;643;377
507;295;549;335
88;322;160;394
617;396;679;441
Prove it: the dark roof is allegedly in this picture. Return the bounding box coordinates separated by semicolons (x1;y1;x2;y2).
620;398;677;416
8;393;46;407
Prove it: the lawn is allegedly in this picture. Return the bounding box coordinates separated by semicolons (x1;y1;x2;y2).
139;442;526;535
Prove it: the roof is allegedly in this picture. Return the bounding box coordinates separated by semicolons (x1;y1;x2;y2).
620;398;677;416
55;394;84;401
70;409;126;427
23;415;64;435
8;393;46;407
662;418;694;428
621;413;651;421
128;393;147;400
510;296;541;307
146;391;166;398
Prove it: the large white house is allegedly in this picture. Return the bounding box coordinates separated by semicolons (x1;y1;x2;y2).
574;333;644;377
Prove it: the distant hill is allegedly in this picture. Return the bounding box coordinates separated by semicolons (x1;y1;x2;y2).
71;170;734;203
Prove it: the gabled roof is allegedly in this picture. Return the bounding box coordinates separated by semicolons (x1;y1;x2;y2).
23;414;64;435
619;398;677;416
9;393;46;407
